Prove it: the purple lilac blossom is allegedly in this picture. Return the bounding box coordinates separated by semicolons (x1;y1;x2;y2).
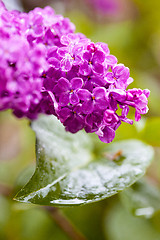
0;1;150;143
0;1;74;119
40;36;149;143
86;0;119;15
0;7;48;119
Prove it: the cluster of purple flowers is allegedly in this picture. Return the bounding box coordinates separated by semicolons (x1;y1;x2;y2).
86;0;119;15
0;1;150;143
0;2;74;118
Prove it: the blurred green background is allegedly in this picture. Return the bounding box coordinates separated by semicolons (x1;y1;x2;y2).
1;0;160;239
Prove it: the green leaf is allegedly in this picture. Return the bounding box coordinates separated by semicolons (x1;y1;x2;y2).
119;179;160;218
14;115;154;206
104;203;160;240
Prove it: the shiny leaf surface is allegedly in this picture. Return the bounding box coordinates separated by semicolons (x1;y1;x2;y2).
14;115;154;206
120;179;160;218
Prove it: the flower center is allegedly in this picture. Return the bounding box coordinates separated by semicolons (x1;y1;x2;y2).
8;61;16;68
41;73;46;78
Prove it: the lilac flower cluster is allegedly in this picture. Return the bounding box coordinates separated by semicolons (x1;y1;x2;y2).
0;2;74;118
40;33;149;143
0;1;150;143
86;0;119;15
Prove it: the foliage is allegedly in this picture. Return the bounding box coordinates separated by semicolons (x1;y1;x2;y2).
15;115;153;206
1;0;160;239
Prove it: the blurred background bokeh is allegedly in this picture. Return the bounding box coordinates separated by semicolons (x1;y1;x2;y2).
1;0;160;239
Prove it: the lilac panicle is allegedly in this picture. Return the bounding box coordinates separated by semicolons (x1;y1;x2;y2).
0;1;150;143
86;0;119;15
0;1;74;119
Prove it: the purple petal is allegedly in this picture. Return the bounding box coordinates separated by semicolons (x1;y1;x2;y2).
33;25;43;37
96;42;110;55
97;126;115;143
77;89;91;101
84;115;94;133
136;94;148;110
58;107;71;122
57;47;68;57
59;93;70;106
135;110;141;121
74;55;83;65
93;63;104;74
61;58;72;72
121;117;133;125
69;92;79;105
114;64;130;80
110;89;126;102
60;35;70;45
83;51;92;62
64;116;84;133
121;105;129;117
73;44;84;55
92;50;105;64
143;89;150;98
74;104;83;114
126;77;133;87
85;112;102;132
48;91;58;111
93;87;108;110
105;72;115;84
105;55;117;66
43;29;55;46
95;99;108;110
71;77;83;90
85;114;93;127
48;57;60;69
47;46;58;59
57;77;71;92
82;100;94;114
79;61;91;76
103;109;119;127
93;87;106;99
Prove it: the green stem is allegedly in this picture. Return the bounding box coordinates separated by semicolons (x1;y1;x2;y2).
45;206;87;240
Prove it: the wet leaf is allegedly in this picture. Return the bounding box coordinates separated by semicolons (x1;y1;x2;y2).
14;115;154;206
120;179;160;218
